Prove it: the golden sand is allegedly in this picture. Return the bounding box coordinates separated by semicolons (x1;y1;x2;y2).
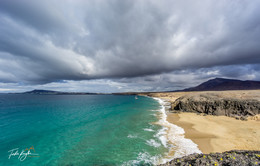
147;90;260;154
167;112;260;154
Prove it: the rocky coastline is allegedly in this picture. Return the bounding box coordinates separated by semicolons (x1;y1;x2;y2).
170;93;260;120
159;150;260;166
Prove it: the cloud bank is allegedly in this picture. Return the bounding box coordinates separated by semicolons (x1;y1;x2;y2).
0;0;260;92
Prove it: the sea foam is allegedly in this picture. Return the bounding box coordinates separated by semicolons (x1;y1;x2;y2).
153;97;202;163
122;151;161;166
127;134;137;138
143;128;154;132
146;139;161;148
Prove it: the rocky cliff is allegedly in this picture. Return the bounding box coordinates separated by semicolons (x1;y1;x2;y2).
171;93;260;120
159;150;260;166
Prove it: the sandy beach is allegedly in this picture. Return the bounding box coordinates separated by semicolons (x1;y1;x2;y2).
145;90;260;154
167;112;260;154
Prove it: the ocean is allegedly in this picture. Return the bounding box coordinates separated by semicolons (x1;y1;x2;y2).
0;94;175;166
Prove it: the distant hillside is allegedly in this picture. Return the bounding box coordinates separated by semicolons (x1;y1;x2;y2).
183;78;260;91
23;89;99;95
24;89;59;94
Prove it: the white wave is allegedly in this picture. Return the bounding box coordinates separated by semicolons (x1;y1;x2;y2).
154;127;168;148
122;152;161;166
127;134;137;138
149;109;158;112
152;97;202;163
146;139;161;148
143;128;154;132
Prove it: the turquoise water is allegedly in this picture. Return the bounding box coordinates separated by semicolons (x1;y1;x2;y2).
0;94;169;165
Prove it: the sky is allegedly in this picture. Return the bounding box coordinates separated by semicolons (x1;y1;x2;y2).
0;0;260;93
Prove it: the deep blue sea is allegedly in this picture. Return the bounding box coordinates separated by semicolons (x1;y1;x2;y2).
0;94;170;165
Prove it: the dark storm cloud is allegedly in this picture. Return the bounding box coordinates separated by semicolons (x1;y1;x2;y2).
0;0;260;88
112;64;260;92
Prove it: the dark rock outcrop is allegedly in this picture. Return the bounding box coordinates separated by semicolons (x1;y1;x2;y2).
171;93;260;119
159;150;260;166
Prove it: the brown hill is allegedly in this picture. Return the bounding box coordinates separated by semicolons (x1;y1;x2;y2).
183;78;260;91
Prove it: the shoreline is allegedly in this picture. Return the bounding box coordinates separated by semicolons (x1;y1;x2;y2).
152;97;201;164
148;90;260;164
167;113;214;153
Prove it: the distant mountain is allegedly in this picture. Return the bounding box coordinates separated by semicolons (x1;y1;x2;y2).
22;78;260;95
23;89;100;95
24;89;60;94
183;78;260;91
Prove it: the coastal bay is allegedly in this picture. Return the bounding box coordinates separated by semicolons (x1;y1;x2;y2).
0;94;168;165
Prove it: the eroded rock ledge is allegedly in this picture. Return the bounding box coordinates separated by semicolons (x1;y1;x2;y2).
159;150;260;166
171;93;260;120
